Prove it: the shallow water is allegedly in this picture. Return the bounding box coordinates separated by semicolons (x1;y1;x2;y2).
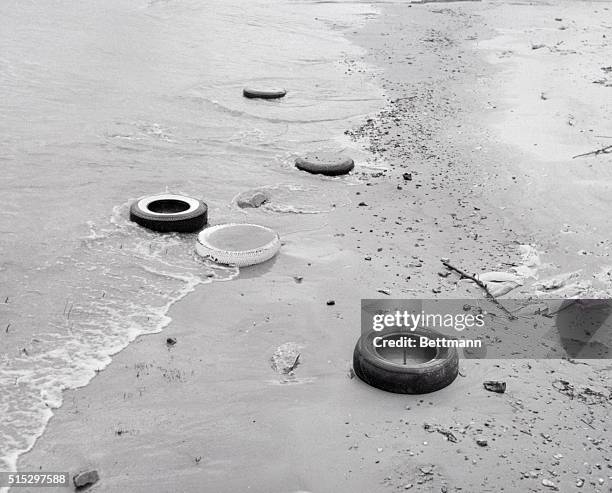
0;0;383;477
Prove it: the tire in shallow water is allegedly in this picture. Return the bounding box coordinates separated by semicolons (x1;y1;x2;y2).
295;154;354;176
129;194;208;233
243;87;287;99
195;223;281;267
353;328;459;394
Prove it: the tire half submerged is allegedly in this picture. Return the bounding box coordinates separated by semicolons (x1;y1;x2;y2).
129;194;208;233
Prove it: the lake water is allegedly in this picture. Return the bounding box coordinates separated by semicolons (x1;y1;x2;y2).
0;0;384;478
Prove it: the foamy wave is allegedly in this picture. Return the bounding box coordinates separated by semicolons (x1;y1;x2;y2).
0;198;237;480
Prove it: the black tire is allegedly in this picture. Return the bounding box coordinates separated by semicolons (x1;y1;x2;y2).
353;328;459;394
295;154;354;176
129;194;208;233
243;87;286;99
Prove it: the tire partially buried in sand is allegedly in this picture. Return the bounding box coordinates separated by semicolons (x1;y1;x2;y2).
243;87;287;99
353;328;459;394
295;153;354;176
195;223;281;267
129;194;208;233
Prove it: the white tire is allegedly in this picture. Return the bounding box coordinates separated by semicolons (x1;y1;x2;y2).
195;223;281;267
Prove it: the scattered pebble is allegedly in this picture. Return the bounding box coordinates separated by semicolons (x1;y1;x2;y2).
483;381;506;393
73;470;99;489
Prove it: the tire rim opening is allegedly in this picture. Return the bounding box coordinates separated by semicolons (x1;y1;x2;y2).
147;199;190;214
374;334;437;365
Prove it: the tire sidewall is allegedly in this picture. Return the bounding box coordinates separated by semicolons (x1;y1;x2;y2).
295;157;354;176
353;328;459;394
129;195;208;233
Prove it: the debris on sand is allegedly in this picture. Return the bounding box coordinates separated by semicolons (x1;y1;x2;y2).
236;190;270;209
476;271;523;297
166;337;177;346
270;343;301;374
476;438;488;447
73;470;99;488
533;271;580;292
423;422;458;443
440;259;517;319
572;144;612;159
552;379;610;405
483;381;506;393
542;478;558;490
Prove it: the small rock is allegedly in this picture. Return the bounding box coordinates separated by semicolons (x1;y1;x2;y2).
403;485;413;490
403;172;412;181
293;276;303;283
476;438;488;447
542;478;558;490
73;470;99;489
326;300;335;306
358;202;368;207
483;381;506;393
576;478;584;488
236;190;269;208
166;337;177;346
531;43;546;50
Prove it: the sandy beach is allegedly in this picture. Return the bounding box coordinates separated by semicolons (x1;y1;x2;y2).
13;1;612;492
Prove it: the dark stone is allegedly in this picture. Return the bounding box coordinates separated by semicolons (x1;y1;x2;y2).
483;381;506;393
73;470;99;489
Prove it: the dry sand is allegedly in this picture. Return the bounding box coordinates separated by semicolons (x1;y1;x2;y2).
18;1;611;492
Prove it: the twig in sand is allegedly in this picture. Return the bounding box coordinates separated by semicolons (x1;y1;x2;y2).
440;259;516;319
572;144;612;159
287;354;300;373
580;418;596;430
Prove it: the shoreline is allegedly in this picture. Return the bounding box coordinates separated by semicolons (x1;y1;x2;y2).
16;1;612;492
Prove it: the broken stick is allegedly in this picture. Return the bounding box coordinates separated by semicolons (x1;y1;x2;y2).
572;144;612;159
441;259;517;320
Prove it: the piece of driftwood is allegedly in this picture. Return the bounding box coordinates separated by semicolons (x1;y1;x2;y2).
441;259;517;320
572;144;612;159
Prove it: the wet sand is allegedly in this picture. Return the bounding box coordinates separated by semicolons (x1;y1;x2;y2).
18;1;611;492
